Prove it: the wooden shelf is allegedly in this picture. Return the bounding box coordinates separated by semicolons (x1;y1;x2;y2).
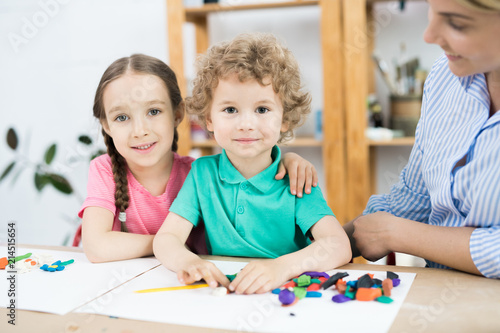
185;1;319;20
192;137;322;149
368;137;415;146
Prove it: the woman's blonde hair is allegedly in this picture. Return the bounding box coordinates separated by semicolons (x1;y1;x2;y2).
455;0;500;12
186;32;311;143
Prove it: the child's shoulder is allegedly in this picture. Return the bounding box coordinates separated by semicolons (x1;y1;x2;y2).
90;154;112;169
192;154;220;167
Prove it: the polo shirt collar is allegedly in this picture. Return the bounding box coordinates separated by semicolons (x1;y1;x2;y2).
218;146;281;193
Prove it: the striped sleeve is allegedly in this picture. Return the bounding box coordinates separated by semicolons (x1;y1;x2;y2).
470;227;500;278
363;67;434;222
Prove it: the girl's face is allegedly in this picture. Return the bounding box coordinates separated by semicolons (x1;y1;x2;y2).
424;0;500;77
102;72;183;173
207;74;288;170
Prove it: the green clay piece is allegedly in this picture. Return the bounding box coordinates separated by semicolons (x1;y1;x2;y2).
297;275;311;287
345;286;356;300
376;296;394;304
60;259;74;266
293;287;307;299
9;253;32;264
226;274;237;282
310;278;321;284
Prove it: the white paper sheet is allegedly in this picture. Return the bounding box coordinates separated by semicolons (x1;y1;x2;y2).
76;260;416;333
0;246;160;315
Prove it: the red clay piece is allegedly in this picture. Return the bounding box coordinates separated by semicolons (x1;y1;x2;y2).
307;283;321;291
283;281;297;289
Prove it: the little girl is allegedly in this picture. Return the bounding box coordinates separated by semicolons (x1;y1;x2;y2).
77;54;318;262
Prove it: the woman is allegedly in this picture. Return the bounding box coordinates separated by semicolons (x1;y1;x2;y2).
345;0;500;278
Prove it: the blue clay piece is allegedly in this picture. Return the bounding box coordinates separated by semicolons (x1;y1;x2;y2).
40;264;48;271
392;278;401;287
272;288;281;295
306;291;322;298
56;265;65;271
52;260;61;266
332;294;351;303
346;280;358;288
47;267;56;272
279;289;296;305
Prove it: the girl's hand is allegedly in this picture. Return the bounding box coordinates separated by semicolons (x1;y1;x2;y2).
228;260;286;294
177;258;230;288
277;152;318;197
352;212;399;262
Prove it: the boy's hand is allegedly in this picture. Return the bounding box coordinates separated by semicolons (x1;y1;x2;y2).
228;260;286;294
277;152;318;198
177;258;230;288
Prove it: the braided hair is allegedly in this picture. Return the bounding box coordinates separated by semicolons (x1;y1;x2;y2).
93;54;183;232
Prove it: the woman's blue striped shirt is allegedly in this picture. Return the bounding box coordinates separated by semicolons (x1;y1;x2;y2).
364;54;500;278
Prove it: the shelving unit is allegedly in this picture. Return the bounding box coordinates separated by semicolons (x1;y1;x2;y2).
166;0;348;223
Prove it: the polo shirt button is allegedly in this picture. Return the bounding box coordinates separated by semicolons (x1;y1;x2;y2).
237;206;244;214
240;183;247;190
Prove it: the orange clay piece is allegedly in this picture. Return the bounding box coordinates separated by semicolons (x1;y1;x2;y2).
367;273;374;279
356;287;382;301
318;277;328;283
382;278;393;296
0;257;8;269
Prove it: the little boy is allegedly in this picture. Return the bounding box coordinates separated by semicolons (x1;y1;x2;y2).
153;33;351;294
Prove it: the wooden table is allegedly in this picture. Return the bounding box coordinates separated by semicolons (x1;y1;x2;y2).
1;245;499;332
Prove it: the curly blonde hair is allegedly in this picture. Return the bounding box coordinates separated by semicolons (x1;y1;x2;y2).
455;0;500;11
186;32;311;143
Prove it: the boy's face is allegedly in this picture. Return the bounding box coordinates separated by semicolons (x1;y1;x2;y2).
207;73;288;168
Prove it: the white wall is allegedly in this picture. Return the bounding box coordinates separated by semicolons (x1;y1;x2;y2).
0;0;440;248
0;0;167;245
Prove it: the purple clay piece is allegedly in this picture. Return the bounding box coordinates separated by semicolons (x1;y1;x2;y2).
279;289;296;305
392;278;401;287
302;271;330;279
332;294;351;303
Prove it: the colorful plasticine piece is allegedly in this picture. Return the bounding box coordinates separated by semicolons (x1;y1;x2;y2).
40;259;74;272
356;287;382;301
0;257;8;269
392;278;401;287
332;294;351;303
376;296;394;304
321;272;349;290
382;278;393;296
278;289;296;305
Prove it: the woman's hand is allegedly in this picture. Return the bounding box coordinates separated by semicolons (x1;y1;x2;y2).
277;152;318;197
352;212;400;262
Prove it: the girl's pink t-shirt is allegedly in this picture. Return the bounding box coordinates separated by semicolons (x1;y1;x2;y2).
77;153;206;253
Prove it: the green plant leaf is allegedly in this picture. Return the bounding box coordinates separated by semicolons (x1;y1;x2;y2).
44;144;57;165
34;172;50;192
7;128;18;150
48;173;73;194
78;135;92;145
0;161;16;182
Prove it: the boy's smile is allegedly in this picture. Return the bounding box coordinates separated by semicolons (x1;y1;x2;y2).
207;74;288;178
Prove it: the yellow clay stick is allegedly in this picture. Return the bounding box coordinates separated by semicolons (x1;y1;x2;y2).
134;283;209;293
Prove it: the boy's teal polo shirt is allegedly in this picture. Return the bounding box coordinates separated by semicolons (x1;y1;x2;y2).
169;146;335;258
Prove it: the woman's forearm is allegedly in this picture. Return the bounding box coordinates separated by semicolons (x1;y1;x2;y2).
390;218;481;275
